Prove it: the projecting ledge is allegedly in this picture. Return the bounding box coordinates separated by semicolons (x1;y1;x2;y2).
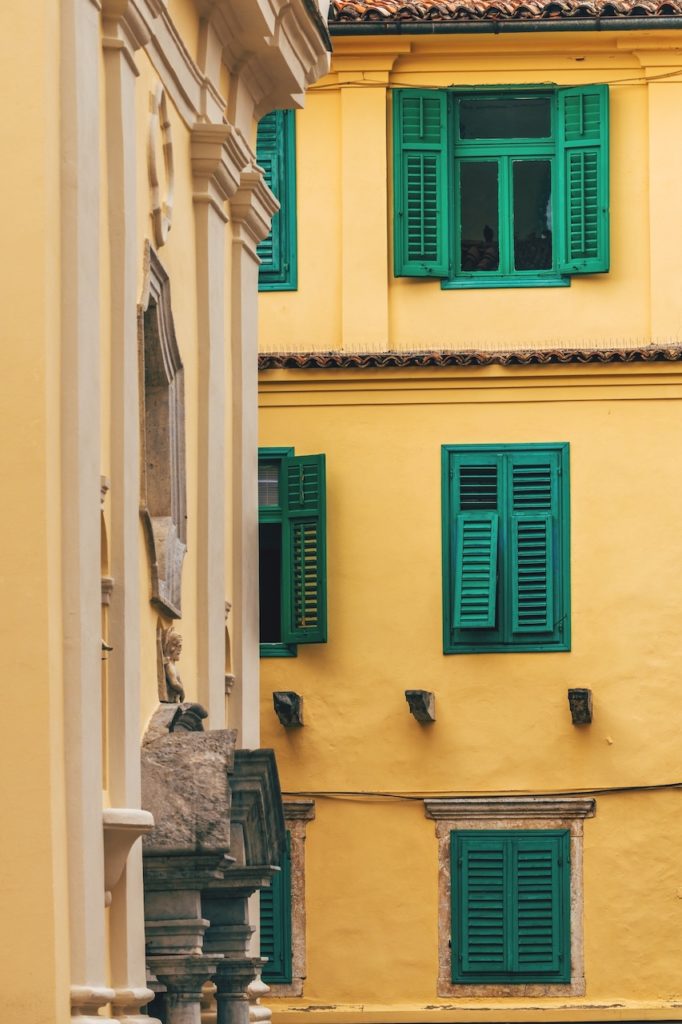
424;796;596;821
103;807;155;905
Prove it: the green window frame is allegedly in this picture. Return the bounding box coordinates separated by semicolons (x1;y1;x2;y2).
257;109;298;291
261;831;293;985
393;86;609;288
451;829;571;984
442;443;570;654
258;447;328;658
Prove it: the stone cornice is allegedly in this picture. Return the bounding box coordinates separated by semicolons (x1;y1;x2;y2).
283;799;316;821
424;796;597;821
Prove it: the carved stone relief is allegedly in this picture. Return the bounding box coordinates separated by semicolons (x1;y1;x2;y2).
157;622;186;702
139;244;186;618
148;85;174;247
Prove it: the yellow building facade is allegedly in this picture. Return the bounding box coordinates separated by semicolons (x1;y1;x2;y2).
0;2;329;1022
259;7;682;1024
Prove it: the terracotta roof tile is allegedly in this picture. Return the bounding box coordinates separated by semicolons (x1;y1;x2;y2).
330;0;682;22
259;346;682;369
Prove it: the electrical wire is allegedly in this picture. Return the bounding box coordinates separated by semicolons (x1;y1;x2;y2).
308;66;682;91
282;781;682;802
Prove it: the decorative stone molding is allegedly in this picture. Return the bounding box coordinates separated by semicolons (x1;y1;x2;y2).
101;576;115;605
424;795;595;998
229;169;280;258
139;245;187;619
70;984;117;1021
110;985;156;1022
191;123;253;221
267;801;316;998
103;807;155;906
101;0;152;72
148;85;174;247
424;796;596;821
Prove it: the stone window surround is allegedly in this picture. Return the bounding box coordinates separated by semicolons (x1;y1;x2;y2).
266;799;316;998
424;796;596;998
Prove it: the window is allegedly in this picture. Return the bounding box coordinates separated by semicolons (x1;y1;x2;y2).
258;448;327;657
256;110;297;291
442;443;570;653
393;87;609;287
424;796;594;997
452;830;570;984
261;831;293;985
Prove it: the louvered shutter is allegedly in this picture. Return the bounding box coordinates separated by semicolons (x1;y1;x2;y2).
256;111;283;277
453;513;499;629
510;455;557;634
282;454;327;644
453;830;570;984
456;835;508;978
393;90;450;278
557;85;609;274
261;832;293;984
513;835;567;977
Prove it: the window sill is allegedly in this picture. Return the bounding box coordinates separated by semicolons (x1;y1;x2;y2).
260;642;298;658
441;275;570;290
444;641;570;654
258;280;298;292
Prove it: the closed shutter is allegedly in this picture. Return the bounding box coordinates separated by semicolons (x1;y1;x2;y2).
393;90;450;278
557;85;609;274
513;835;565;976
282;454;327;644
256;111;283;277
457;835;508;978
510;455;557;634
261;832;293;985
452;831;570;984
453;513;499;629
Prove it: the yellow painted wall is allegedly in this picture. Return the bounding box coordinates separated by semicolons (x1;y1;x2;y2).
0;2;71;1020
259;31;682;353
259;362;682;1017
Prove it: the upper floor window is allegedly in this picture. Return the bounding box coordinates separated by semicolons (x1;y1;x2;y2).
442;443;570;653
259;448;327;657
393;87;609;288
257;110;298;291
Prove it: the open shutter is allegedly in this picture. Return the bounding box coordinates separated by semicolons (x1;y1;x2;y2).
510;456;556;634
261;832;293;984
513;834;566;978
453;512;499;629
557;85;609;274
393;90;449;278
454;834;508;980
282;454;327;644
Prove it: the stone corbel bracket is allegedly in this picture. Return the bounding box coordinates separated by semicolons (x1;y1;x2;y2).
103;807;155;906
230;167;281;258
191;122;253;220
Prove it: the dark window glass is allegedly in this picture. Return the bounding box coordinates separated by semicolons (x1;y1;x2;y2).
259;522;282;643
513;160;553;271
460;162;499;272
459;96;551;140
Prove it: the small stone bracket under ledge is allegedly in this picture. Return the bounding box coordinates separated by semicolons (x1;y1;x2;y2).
103;807;155;906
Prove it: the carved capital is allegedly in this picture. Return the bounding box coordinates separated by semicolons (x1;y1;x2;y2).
229;168;279;254
101;0;151;71
191;123;253;216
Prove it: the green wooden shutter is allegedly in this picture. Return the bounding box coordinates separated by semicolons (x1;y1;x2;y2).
513;835;567;978
256;110;297;290
282;454;327;644
261;832;293;984
453;512;499;629
557;85;609;275
456;834;508;979
510;455;556;634
453;831;570;984
393;90;450;278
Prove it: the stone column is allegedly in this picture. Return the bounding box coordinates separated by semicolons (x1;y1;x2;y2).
191;124;251;731
60;0;111;1018
101;3;157;1020
228;169;278;750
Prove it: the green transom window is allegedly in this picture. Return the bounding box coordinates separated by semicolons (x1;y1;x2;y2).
442;443;570;653
451;830;571;984
393;87;609;288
